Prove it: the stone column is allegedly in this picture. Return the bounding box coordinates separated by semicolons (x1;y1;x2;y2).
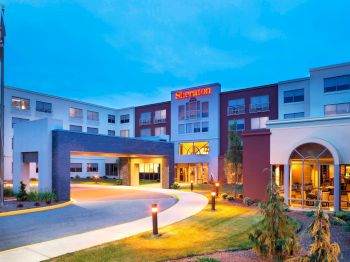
120;158;131;186
334;164;340;212
284;164;289;206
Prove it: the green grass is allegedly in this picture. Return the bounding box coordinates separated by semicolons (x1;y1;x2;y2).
50;184;261;262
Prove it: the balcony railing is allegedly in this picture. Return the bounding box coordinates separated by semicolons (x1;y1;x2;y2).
227;105;245;116
154;118;167;124
139;118;152;125
249;103;270;113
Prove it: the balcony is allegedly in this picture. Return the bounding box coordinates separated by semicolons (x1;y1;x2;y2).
139;118;152;125
154;118;166;124
250;103;270;113
227;105;245;116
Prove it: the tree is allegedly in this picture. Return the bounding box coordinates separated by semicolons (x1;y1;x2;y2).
249;175;299;261
16;181;27;201
299;204;341;262
224;123;242;199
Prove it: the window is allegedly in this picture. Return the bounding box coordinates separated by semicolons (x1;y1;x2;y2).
12;97;30;110
108;130;115;136
70;163;82;172
36;101;52;113
178;105;185;120
186;123;193;133
12;117;29;128
120;114;130;124
284;89;304;103
140;112;151;125
178;124;185;134
251;117;269;129
202;102;209;118
227;98;245;115
202;122;209;132
87;127;98;134
87;111;99;121
178;142;209;155
324;75;350;92
120;129;129;137
250;95;269;113
284;112;305;119
140;128;151;137
69;125;82;132
325;103;350;116
228;119;245;131
108;114;115;124
186;100;200;119
69;107;83;118
193;122;201;133
87;163;98;172
155;126;166;136
154;109;166;123
105;163;118;177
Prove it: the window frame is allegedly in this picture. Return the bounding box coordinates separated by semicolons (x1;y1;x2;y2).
12;96;30;111
108;114;116;124
36;101;52;113
87;163;98;172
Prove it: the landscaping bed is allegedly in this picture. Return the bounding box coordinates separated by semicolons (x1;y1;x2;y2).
0;199;66;213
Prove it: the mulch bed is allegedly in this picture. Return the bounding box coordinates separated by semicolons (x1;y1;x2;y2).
0;199;65;213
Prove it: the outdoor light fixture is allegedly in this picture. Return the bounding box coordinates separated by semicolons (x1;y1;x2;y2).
190;180;194;192
93;175;100;184
215;182;219;196
151;204;159;236
211;191;216;211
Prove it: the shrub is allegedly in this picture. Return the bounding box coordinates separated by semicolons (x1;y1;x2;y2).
221;193;228;199
86;176;91;180
335;211;350;222
330;216;347;226
114;179;123;185
170;183;180;189
227;196;234;201
243;197;253;206
4;187;14;197
196;258;219;262
75;175;80;179
343;223;350;232
25;191;57;202
16;181;28;201
306;211;315;217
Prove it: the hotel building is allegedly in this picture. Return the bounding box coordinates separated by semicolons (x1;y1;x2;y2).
5;62;350;211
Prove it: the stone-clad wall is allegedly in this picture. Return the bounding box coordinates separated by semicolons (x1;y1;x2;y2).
52;130;174;201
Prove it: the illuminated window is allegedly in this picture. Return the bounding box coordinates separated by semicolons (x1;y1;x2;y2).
87;111;99;121
202;102;209;117
154;109;166;123
69;107;83;118
87;163;98;172
178;105;185;120
178;142;209;155
155;126;166;136
325;103;350;116
12;97;30;110
251;117;269;129
120;129;129;137
186;99;200;119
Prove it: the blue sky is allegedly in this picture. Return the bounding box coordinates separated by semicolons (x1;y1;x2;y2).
4;0;350;108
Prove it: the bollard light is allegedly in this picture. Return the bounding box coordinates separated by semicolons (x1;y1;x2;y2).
152;204;159;236
215;182;220;196
211;191;216;211
93;175;100;184
190;180;194;192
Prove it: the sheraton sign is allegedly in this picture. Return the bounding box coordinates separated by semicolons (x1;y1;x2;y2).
175;87;212;100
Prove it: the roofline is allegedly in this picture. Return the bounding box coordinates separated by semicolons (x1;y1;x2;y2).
5;86;135;112
220;83;277;95
170;82;221;94
278;77;310;85
310;61;350;72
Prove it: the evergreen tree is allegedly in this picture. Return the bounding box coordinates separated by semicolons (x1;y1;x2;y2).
249;175;299;261
16;181;27;201
224;123;242;199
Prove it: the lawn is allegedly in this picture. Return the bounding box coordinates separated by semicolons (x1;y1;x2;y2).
70;178;123;186
50;183;261;262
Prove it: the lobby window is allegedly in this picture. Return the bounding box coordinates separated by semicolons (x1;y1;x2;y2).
155;126;166;136
120;114;130;124
250;95;269;113
87;163;98;172
108;130;115;136
69;107;83;119
284;112;305;119
87;127;98;134
140;128;151;137
178;105;185;120
87;111;99;121
120;129;129;137
228;119;245;131
251;116;269;129
194;122;201;133
69;125;82;132
154;109;166;124
36;101;52;113
108;114;115;124
202;102;209;118
140;112;151;125
178;141;209;155
202;122;209;132
186;123;193;133
70;163;82;172
186;99;200;119
325;102;350;116
105;163;119;177
178;124;185;134
284;89;304;103
324;75;350;92
227;98;245;115
12;117;29;128
12;97;30;110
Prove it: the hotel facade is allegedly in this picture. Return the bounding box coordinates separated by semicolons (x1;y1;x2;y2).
5;62;350;211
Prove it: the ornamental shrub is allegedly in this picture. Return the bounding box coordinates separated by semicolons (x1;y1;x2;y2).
243;197;253;206
16;181;28;201
221;193;228;199
170;183;180;189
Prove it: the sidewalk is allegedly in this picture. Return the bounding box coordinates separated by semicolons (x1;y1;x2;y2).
0;185;208;262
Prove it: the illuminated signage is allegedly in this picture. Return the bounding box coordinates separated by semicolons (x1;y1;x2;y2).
175;87;212;100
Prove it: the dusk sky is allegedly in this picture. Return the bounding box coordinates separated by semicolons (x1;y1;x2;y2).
5;0;350;108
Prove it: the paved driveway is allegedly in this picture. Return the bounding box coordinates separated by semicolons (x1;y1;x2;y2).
0;185;177;251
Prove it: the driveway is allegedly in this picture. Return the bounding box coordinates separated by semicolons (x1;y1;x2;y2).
0;185;177;251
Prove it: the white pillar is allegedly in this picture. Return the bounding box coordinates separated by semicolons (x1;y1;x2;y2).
334;164;340;212
284;164;289;206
